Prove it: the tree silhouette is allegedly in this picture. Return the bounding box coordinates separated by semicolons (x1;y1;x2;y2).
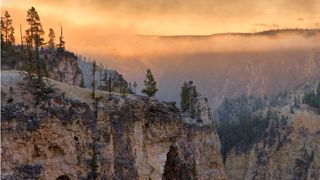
180;81;197;113
180;81;190;112
57;25;65;53
48;28;55;52
1;10;15;46
1;10;16;67
141;69;158;97
26;7;46;94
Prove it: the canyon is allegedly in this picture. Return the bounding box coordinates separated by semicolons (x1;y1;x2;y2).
1;29;320;179
1;71;226;179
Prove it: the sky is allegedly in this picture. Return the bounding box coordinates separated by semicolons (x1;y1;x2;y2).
2;0;320;99
1;0;320;61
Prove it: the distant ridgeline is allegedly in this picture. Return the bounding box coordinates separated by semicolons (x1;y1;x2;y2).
1;45;131;94
215;79;320;123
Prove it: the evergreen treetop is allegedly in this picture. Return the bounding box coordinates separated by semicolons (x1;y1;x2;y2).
141;69;158;97
1;10;15;46
48;28;55;51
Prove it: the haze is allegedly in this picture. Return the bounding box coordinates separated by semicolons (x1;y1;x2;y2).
2;0;320;52
2;0;320;109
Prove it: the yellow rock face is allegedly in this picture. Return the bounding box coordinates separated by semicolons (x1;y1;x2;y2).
1;71;226;180
225;108;320;180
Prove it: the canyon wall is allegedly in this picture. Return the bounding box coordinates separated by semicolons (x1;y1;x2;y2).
224;80;320;180
1;71;226;180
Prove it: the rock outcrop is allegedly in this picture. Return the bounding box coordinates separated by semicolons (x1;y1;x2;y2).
1;71;226;180
77;59;129;92
1;47;130;93
45;50;83;86
224;81;320;180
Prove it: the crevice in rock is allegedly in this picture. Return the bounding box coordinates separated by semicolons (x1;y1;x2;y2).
56;175;71;180
162;145;195;180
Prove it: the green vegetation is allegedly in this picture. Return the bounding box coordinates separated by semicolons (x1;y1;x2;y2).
141;69;158;97
180;81;198;118
26;7;47;96
1;10;17;69
57;25;65;53
47;28;55;52
1;11;15;46
302;83;320;111
217;115;269;162
2;8;52;98
216;96;265;122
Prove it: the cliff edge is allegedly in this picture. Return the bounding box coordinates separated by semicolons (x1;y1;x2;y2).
1;71;226;180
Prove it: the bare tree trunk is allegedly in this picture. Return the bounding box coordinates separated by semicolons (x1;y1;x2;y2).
20;24;25;63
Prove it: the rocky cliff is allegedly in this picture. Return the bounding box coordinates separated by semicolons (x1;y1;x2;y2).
77;59;129;92
225;108;320;180
1;71;226;180
224;81;320;180
1;48;129;93
44;50;83;86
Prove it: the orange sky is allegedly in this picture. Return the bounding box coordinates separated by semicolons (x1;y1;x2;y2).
1;0;320;60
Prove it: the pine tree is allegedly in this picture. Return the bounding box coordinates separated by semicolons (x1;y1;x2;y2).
91;60;97;99
1;10;16;68
180;81;198;113
0;18;4;47
24;25;36;77
48;28;55;52
24;25;35;77
1;10;15;46
180;81;190;112
26;7;46;94
57;25;65;53
141;69;158;97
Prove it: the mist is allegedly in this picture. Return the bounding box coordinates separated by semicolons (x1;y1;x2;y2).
76;30;320;110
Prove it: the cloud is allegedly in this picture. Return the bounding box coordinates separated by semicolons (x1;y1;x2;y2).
2;0;319;36
254;23;281;28
1;0;320;61
314;22;320;27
